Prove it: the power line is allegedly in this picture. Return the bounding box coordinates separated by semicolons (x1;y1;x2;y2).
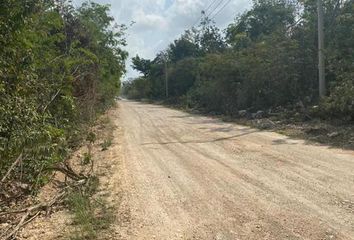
210;0;232;20
191;0;225;28
206;0;227;19
205;0;219;14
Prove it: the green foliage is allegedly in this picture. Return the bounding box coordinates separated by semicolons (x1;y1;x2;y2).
196;17;226;54
132;55;152;77
101;139;112;151
124;0;354;121
322;0;354;119
67;191;96;239
86;132;96;144
67;175;112;240
169;58;198;97
168;31;200;62
187;54;241;114
82;152;92;165
122;77;152;99
321;74;354;120
0;1;127;187
226;0;295;42
67;183;113;240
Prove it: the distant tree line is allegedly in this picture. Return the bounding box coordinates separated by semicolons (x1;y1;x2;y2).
122;0;354;120
0;1;127;187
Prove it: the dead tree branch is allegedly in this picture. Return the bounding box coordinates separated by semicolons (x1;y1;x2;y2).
1;191;66;240
1;153;23;183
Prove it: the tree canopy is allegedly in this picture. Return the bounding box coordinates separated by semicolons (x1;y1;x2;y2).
123;0;354;120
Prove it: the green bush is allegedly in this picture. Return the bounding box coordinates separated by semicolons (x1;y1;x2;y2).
0;1;127;188
118;0;354;123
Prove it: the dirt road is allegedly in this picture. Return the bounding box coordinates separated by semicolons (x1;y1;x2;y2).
116;100;354;240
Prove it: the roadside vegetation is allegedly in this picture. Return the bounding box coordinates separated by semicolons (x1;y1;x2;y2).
65;112;118;240
0;0;126;196
0;0;126;238
57;112;116;240
66;162;113;240
122;0;354;134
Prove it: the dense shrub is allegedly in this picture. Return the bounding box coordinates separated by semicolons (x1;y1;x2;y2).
123;0;354;120
0;1;127;186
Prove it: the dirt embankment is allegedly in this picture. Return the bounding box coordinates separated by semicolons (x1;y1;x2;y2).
14;106;128;240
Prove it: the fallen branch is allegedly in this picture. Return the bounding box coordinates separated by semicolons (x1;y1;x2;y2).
1;153;23;183
44;161;87;181
0;208;28;217
1;149;95;239
42;87;62;114
1;191;66;240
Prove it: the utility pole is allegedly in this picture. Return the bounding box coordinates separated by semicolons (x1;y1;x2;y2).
317;0;326;97
164;56;169;98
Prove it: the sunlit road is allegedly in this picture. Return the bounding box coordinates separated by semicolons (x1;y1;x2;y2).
117;100;354;240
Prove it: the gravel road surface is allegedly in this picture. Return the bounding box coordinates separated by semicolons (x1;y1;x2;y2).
117;100;354;240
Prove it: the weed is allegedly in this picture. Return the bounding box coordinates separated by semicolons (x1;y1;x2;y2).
67;191;96;240
81;152;92;165
100;139;112;151
66;177;114;240
86;176;99;195
86;132;96;144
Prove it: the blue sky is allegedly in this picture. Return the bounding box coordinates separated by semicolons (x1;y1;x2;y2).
72;0;252;79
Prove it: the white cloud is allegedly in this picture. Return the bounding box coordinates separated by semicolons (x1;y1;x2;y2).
72;0;252;79
133;9;168;31
171;0;203;15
